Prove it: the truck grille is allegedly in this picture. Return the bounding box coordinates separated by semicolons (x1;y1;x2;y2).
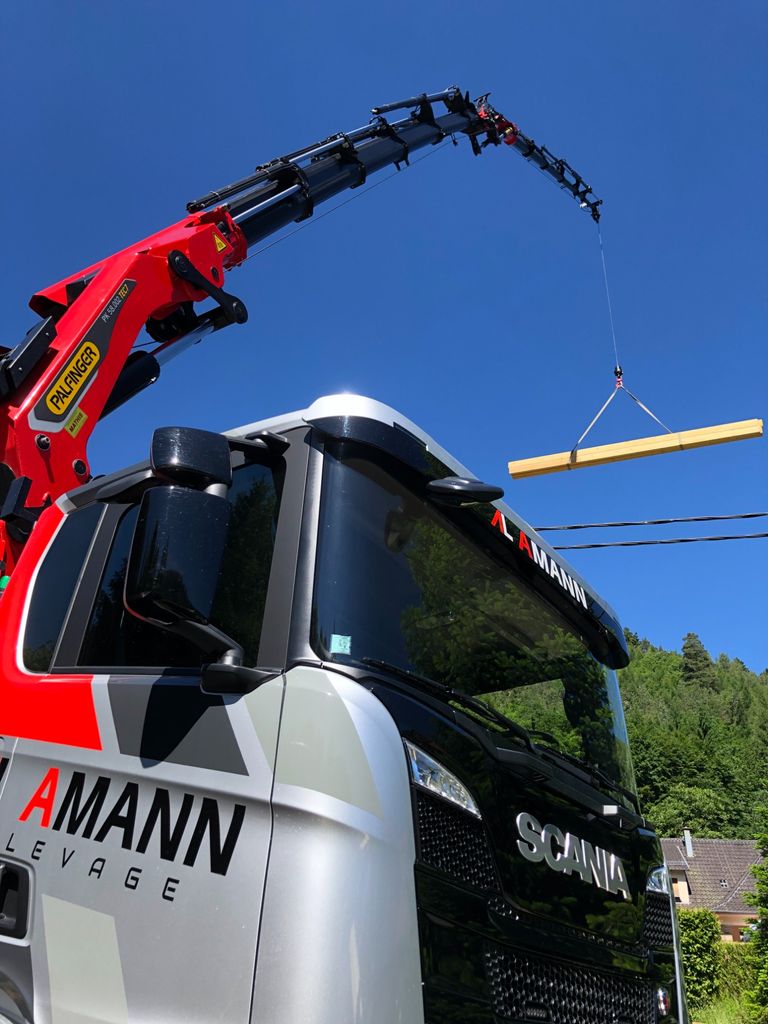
644;891;674;948
415;790;498;891
485;944;655;1024
488;894;646;957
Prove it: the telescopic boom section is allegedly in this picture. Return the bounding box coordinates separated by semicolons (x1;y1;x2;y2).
0;86;600;570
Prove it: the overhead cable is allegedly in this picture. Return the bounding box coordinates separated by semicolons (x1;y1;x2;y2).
554;532;768;550
537;512;768;531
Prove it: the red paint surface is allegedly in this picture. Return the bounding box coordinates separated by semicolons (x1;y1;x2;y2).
0;504;102;749
18;766;59;826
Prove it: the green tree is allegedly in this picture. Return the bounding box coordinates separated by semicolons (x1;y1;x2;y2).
619;632;768;838
647;783;730;838
682;632;717;689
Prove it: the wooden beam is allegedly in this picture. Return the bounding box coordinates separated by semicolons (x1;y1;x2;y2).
508;419;764;479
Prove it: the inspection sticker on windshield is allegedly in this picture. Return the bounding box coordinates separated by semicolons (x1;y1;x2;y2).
330;634;352;655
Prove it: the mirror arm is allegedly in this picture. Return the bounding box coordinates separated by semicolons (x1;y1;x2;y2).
166;619;280;695
201;664;282;696
168;619;244;665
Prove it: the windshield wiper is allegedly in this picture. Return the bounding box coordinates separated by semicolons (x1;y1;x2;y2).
358;657;638;812
359;657;533;749
529;738;639;812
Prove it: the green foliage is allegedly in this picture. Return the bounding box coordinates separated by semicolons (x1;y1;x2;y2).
720;943;755;1002
619;632;768;838
682;632;718;689
694;946;754;1022
678;908;723;1009
745;808;768;1022
650;784;731;838
698;995;750;1024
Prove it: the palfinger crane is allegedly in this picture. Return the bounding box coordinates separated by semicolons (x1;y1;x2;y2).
0;86;600;575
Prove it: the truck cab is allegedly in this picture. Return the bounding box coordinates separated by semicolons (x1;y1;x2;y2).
0;394;685;1024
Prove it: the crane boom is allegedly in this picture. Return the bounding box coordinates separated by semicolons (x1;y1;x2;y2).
0;86;601;573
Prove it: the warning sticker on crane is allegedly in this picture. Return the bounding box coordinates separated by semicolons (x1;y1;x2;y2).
65;408;88;438
213;233;228;253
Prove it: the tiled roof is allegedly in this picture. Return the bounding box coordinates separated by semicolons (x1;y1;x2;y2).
661;836;762;915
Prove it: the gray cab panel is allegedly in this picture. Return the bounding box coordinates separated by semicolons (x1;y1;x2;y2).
251;666;423;1024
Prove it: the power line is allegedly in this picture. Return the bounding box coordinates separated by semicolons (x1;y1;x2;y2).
554;533;768;550
537;512;768;531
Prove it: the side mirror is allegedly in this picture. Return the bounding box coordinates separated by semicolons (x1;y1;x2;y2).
124;485;280;696
124;485;230;641
125;425;281;696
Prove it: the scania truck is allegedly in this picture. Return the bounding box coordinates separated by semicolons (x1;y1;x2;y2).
0;87;686;1023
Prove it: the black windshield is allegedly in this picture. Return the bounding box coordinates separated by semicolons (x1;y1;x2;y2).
312;441;636;797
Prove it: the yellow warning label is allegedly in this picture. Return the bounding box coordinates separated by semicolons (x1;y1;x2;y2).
45;342;100;416
213;233;228;253
65;408;88;439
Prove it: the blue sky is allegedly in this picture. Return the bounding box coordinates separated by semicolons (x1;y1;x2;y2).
2;1;766;670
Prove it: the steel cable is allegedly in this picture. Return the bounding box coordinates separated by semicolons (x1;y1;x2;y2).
554;532;768;550
537;512;768;531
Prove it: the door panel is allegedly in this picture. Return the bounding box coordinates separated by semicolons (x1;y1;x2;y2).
0;673;284;1024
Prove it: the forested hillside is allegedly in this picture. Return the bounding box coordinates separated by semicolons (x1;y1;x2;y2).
619;632;768;838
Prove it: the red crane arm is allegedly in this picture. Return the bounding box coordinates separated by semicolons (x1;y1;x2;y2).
0;87;601;575
0;208;248;572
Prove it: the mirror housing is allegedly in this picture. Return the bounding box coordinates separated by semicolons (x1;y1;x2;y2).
151;426;232;490
125;485;230;640
125;432;280;695
124;485;274;694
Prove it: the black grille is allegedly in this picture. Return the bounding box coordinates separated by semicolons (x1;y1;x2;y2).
416;790;498;891
485;944;655;1024
488;894;645;957
644;891;674;948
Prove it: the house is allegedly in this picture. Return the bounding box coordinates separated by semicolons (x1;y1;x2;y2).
661;829;762;941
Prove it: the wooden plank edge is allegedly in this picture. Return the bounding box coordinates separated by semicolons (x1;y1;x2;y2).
508;419;764;479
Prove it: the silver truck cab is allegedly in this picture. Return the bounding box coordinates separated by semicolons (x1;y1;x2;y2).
0;395;686;1023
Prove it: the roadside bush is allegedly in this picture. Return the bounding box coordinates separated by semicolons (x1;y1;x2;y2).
720;942;755;1001
745;807;768;1023
678;908;723;1009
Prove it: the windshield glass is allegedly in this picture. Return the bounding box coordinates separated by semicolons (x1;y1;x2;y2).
312;441;636;800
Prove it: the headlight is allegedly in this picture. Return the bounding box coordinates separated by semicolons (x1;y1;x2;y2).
404;740;481;818
647;864;671;894
656;987;671;1015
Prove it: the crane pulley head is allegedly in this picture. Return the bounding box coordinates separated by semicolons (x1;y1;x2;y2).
476;94;602;222
474;93;521;146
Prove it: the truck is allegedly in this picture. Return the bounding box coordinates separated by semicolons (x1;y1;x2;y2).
0;87;686;1023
